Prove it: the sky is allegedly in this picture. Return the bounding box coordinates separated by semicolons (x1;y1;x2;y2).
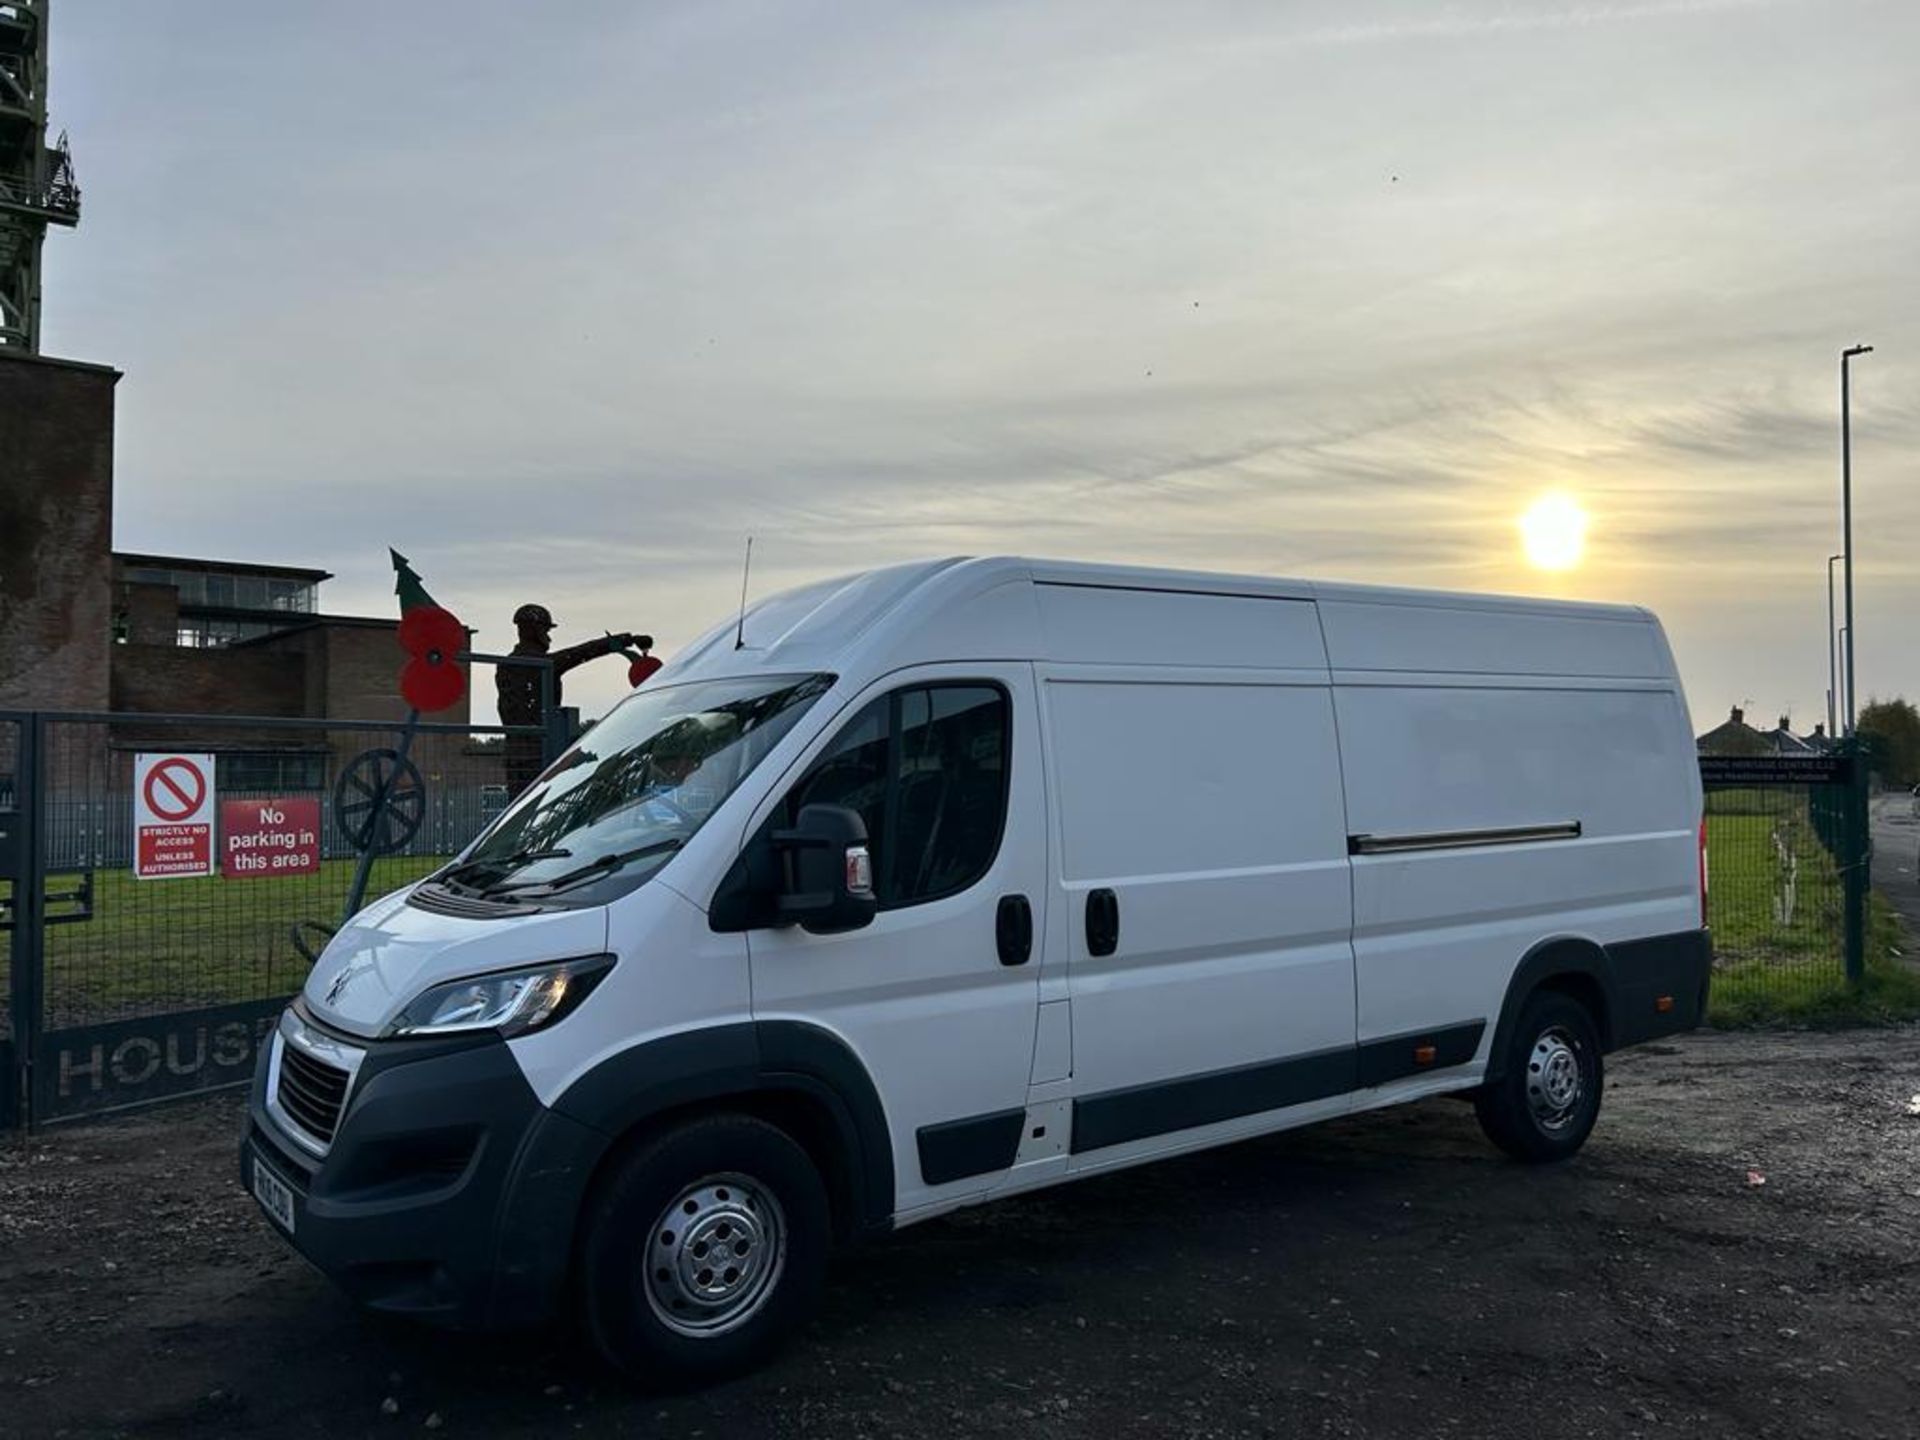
39;0;1920;728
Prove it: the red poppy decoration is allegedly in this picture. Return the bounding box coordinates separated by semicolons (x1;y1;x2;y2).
390;550;468;713
399;605;467;712
628;653;663;688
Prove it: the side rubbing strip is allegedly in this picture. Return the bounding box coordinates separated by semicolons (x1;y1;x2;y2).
916;1108;1026;1185
1348;821;1581;857
1355;1020;1486;1088
1071;1047;1358;1155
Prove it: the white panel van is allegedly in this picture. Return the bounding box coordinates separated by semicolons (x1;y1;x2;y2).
242;557;1710;1385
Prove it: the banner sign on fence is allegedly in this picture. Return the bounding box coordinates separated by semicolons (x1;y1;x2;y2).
32;996;288;1122
222;796;321;878
132;752;216;878
1699;754;1855;787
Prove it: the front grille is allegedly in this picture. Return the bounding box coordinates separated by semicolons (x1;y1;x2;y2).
276;1040;352;1145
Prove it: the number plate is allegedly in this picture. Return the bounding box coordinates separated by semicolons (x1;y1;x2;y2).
252;1153;297;1234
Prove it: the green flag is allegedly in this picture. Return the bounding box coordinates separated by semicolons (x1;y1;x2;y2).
390;548;439;614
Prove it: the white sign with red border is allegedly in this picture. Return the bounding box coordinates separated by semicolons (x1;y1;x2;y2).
133;752;217;879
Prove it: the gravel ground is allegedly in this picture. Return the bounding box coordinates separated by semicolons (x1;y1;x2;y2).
3;1028;1919;1440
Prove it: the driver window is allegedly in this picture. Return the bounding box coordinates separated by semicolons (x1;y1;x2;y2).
783;697;890;871
780;684;1009;909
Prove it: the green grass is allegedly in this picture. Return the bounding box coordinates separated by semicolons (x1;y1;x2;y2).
6;856;445;1028
1704;799;1920;1027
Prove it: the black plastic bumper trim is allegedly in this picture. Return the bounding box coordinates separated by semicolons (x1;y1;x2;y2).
1606;928;1712;1047
1355;1020;1487;1088
916;1107;1026;1184
242;1026;569;1329
1071;1045;1358;1154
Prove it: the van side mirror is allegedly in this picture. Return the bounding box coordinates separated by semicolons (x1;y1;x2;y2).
773;804;878;935
709;804;878;935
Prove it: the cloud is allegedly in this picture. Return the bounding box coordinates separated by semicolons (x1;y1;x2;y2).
38;0;1920;726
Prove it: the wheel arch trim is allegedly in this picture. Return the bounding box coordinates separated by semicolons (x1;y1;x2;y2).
546;1020;895;1236
1487;936;1618;1079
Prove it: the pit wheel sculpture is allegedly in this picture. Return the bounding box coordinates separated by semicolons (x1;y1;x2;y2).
292;552;468;965
333;747;427;857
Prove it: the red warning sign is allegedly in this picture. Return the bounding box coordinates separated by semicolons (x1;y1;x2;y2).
222;797;321;878
133;753;216;879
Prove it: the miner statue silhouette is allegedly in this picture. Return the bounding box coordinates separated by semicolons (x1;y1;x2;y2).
496;601;654;798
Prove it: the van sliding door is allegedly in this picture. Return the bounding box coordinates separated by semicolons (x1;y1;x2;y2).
1030;585;1358;1166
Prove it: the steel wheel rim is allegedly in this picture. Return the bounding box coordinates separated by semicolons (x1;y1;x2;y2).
644;1172;787;1338
1525;1026;1586;1133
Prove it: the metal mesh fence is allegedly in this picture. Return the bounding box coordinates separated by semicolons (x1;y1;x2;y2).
29;715;519;1032
1704;781;1849;1005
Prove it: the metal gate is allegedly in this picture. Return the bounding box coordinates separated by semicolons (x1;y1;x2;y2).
2;708;549;1129
1;712;26;1129
1700;744;1871;1006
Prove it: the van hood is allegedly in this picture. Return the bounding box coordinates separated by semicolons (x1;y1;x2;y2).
302;887;611;1039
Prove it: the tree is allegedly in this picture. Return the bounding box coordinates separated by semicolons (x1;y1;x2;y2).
1857;697;1920;788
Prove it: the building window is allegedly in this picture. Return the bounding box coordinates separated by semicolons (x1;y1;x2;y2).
172;617;276;649
267;579;314;612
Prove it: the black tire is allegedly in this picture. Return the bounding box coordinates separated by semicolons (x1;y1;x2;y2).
1474;990;1604;1162
579;1113;831;1389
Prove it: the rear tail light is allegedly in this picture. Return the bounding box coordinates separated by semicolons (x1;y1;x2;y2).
1698;815;1709;928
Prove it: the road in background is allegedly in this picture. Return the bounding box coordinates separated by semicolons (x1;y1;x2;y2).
1870;791;1920;934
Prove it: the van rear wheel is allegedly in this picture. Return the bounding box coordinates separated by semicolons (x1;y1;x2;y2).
580;1114;830;1388
1475;991;1603;1162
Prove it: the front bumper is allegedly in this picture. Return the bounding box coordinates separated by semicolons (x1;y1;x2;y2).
241;1012;606;1328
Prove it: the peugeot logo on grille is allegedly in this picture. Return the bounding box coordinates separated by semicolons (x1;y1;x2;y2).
325;969;351;1005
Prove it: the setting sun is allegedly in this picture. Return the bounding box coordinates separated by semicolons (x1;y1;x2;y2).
1519;492;1589;572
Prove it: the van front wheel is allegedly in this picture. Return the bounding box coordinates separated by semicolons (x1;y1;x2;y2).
1474;991;1603;1162
580;1114;831;1388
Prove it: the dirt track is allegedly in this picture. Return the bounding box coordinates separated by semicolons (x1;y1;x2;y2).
3;1027;1919;1439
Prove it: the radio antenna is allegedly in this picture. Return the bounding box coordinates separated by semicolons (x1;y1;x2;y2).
733;536;754;650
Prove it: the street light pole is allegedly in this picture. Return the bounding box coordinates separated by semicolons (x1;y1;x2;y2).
1841;344;1872;733
1826;552;1842;738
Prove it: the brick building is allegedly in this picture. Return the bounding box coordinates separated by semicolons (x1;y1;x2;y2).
2;348;499;804
0;352;117;713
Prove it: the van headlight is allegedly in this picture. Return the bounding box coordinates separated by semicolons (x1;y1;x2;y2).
385;955;614;1039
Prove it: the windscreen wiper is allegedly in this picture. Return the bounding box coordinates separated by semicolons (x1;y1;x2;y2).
481;839;685;897
436;847;573;892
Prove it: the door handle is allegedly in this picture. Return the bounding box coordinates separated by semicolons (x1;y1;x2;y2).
996;894;1033;966
1085;887;1119;957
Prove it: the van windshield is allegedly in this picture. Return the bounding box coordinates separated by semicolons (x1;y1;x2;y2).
439;673;832;900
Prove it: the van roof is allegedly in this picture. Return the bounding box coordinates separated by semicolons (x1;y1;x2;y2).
663;556;1662;686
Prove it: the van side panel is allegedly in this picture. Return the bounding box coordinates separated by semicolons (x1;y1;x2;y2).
1334;675;1699;1049
1041;671;1356;1123
1035;583;1329;669
1315;598;1669;679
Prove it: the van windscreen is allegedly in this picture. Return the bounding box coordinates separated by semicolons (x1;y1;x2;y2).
437;673;833;902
